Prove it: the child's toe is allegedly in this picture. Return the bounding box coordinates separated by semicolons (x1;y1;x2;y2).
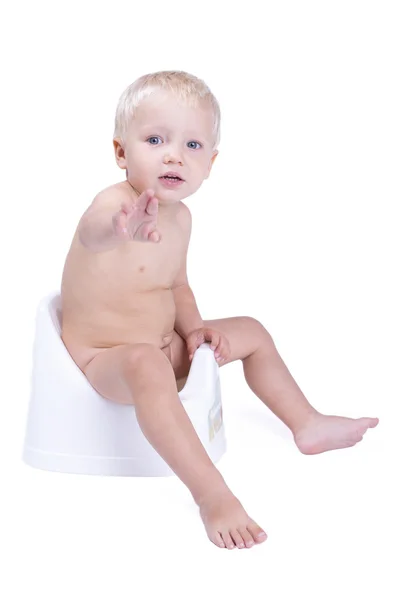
221;531;235;549
230;529;246;548
215;533;225;548
247;521;268;544
238;526;255;548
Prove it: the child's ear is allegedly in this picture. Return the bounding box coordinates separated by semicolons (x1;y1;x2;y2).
113;138;127;169
205;150;218;178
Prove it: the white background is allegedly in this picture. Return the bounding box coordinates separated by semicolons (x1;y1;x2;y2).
1;1;399;598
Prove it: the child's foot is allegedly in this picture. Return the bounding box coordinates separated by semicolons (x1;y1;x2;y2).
197;487;268;549
294;413;379;455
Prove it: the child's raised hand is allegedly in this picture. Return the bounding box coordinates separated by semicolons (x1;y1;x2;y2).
112;188;162;243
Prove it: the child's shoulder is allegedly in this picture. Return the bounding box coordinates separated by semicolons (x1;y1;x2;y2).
175;201;192;237
96;180;130;201
175;200;191;218
87;181;131;211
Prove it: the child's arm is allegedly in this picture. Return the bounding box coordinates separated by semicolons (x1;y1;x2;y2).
173;284;204;340
172;205;204;339
78;191;125;252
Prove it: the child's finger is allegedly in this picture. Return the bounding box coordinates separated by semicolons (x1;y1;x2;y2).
120;200;134;214
210;333;220;351
115;212;128;236
145;194;159;215
216;339;230;362
220;339;230;357
187;339;198;361
188;345;199;361
215;346;224;361
137;188;154;210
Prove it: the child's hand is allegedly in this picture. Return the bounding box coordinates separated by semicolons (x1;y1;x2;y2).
112;188;162;243
186;327;231;364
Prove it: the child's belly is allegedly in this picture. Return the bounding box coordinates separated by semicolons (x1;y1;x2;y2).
61;287;176;346
60;286;176;373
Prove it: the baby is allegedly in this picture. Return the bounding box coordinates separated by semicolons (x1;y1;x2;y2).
61;70;379;550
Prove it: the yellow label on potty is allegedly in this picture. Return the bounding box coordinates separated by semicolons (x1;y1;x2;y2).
208;390;223;441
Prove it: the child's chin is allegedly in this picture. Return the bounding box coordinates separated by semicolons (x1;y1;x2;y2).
157;188;187;203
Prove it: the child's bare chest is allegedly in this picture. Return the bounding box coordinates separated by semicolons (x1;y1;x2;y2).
65;212;185;298
109;217;185;290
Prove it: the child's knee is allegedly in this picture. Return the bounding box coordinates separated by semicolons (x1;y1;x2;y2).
122;343;175;385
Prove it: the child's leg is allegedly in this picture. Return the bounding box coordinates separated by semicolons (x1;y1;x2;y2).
200;317;379;454
241;335;379;453
82;343;267;550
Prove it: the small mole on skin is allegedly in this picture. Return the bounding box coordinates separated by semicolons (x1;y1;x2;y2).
139;266;145;272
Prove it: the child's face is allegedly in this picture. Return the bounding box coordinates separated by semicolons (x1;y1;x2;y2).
114;91;218;205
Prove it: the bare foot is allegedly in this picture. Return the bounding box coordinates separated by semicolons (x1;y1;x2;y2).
294;413;379;455
197;488;267;550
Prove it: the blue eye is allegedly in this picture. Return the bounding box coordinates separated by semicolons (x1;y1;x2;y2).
147;136;162;145
187;141;201;149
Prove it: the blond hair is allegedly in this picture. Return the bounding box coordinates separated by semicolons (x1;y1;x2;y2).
113;70;221;150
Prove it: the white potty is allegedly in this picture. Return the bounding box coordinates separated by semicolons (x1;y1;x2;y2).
22;292;227;477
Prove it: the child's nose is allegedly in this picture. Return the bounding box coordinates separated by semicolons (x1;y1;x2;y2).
163;151;183;165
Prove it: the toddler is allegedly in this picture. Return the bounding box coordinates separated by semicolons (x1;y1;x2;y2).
61;70;379;550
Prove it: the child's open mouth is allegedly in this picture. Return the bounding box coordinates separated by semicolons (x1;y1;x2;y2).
159;173;185;187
